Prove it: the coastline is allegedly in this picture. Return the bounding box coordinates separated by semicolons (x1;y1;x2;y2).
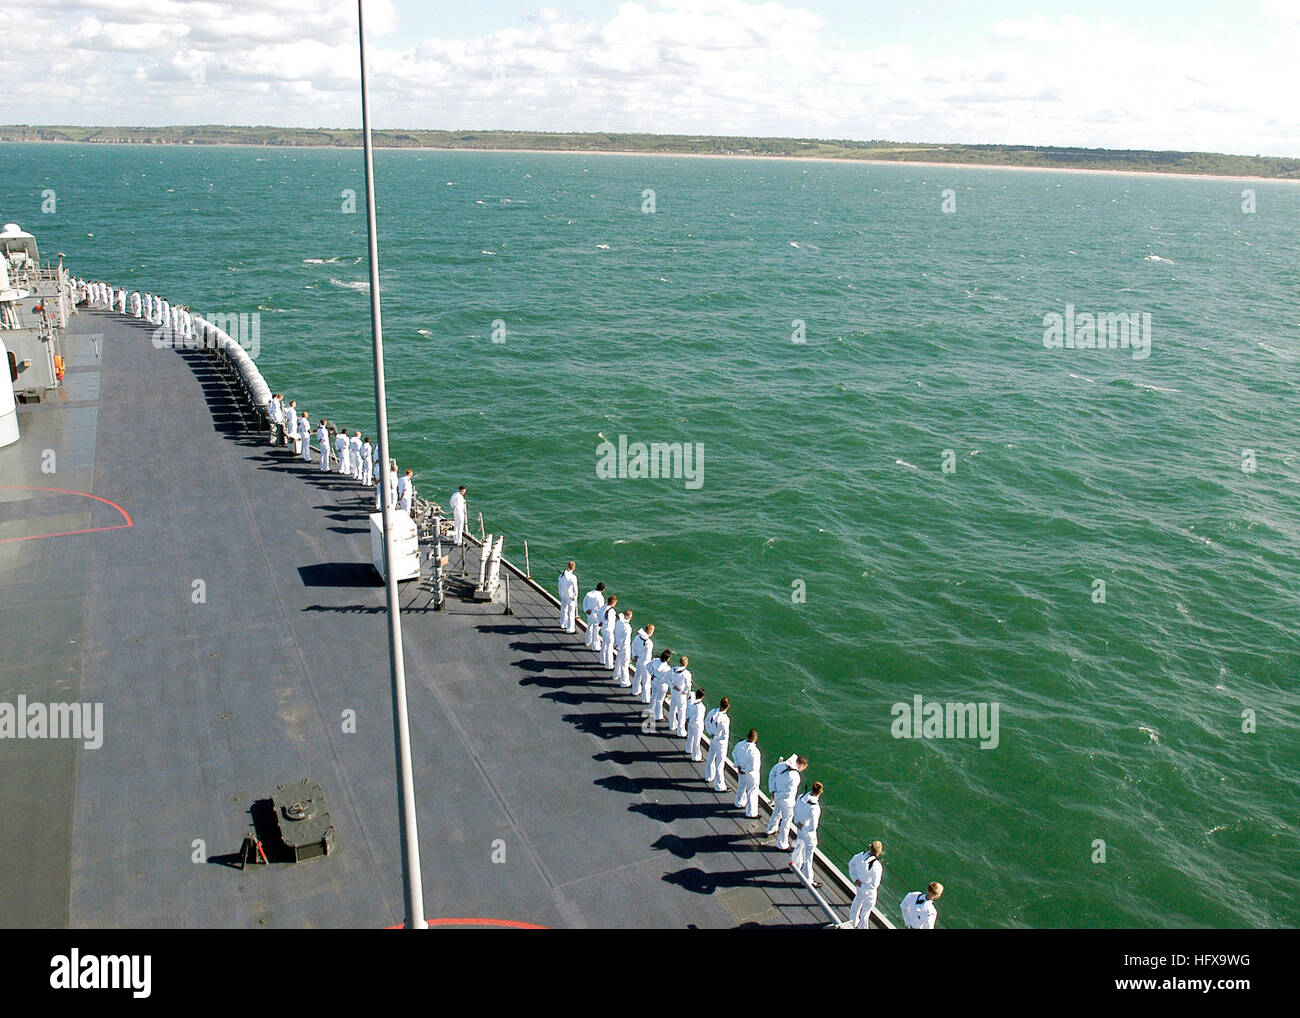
6;136;1299;184
383;146;1300;184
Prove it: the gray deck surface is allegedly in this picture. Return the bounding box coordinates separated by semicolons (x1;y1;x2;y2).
0;310;863;929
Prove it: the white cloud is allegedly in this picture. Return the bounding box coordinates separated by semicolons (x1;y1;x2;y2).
0;1;1296;156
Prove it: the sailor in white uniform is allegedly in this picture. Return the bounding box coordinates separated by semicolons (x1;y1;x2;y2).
335;429;351;475
116;287;126;313
381;461;399;511
648;650;674;723
285;400;300;453
765;754;807;849
450;486;467;545
129;291;141;317
360;437;374;486
845;841;884;929
582;583;605;652
350;432;363;481
557;563;578;633
684;689;706;761
631;623;655;699
398;469;414;512
598;596;619;668
318;420;332;471
300;410;313;462
667;656;692;735
789;782;823;886
703;696;731;791
159;297;170;329
612;609;633;685
267;394;284;446
732;728;761;818
900;883;943;930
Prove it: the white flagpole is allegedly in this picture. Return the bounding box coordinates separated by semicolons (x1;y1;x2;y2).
357;0;427;931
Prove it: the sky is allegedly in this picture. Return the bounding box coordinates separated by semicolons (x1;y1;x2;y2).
3;0;1298;156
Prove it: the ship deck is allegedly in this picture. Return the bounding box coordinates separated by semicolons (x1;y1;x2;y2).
1;309;870;929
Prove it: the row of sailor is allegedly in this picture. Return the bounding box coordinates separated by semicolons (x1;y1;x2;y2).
558;561;944;930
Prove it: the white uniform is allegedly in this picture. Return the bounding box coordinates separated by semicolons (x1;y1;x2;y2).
582;588;605;651
900;891;938;930
558;569;578;633
384;467;399;512
398;475;413;513
116;288;126;313
300;413;313;461
612;614;632;684
684;697;705;761
847;852;882;929
648;659;674;723
631;628;654;698
159;299;170;328
361;441;374;486
450;490;467;545
285;407;300;452
129;291;141;317
789;792;821;883
336;432;351;474
267;396;284;446
667;664;692;735
704;707;731;791
732;738;762;817
350;435;362;480
765;755;802;849
318;425;331;470
598;605;617;668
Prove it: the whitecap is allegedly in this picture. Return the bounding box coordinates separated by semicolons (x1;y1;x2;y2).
329;278;370;292
1138;726;1160;743
1144;254;1176;264
417;329;432;337
1068;372;1094;383
895;459;918;470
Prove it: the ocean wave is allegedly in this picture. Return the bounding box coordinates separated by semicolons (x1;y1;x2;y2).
1144;254;1176;263
329;278;370;292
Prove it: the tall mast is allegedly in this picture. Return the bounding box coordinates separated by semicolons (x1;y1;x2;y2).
357;0;428;931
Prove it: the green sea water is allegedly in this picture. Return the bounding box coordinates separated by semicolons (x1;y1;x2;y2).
3;142;1297;928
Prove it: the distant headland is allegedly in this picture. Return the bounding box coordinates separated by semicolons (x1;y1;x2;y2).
3;125;1297;180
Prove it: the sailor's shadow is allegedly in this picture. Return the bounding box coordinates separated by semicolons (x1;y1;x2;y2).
661;866;790;896
630;800;728;823
593;748;682;765
595;774;698;795
542;689;631;706
651;831;757;859
561;711;640;740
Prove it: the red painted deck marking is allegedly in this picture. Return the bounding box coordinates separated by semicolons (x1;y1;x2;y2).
0;485;134;544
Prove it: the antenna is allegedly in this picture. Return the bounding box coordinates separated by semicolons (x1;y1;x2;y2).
357;0;428;931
